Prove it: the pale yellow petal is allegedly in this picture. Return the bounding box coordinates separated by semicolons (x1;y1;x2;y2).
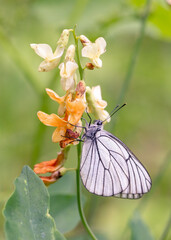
65;45;75;61
53;45;64;58
81;44;98;59
38;58;61;72
59;62;78;78
95;37;106;55
61;76;75;92
92;58;102;68
30;44;53;59
96;99;107;109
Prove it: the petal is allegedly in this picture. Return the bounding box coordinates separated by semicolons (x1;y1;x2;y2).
66;97;86;114
59;62;78;78
38;58;61;72
53;45;64;58
95;37;106;55
30;44;53;59
46;88;65;103
82;44;98;59
80;35;91;46
37;111;66;127
57;29;70;48
34;159;60;174
60;75;75;92
101;110;110;122
92;58;102;68
66;61;78;75
58;103;66;117
65;45;75;61
34;151;65;174
92;85;102;101
52;127;66;142
95;99;107;109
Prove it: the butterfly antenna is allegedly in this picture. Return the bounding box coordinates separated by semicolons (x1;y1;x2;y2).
102;103;127;123
85;108;92;126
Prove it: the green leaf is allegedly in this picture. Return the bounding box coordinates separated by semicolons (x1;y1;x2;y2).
130;212;154;240
149;3;171;40
3;166;66;240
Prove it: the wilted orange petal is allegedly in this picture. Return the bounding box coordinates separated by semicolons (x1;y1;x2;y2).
37;111;67;127
34;151;65;174
46;88;65;104
52;127;66;142
34;159;59;174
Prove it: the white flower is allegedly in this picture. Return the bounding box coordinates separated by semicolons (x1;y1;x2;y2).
59;45;78;91
81;37;106;68
30;29;70;72
86;85;110;122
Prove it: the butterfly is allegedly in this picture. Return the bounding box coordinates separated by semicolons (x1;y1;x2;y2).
80;105;152;199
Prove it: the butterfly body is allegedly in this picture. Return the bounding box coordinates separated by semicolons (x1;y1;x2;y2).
80;120;152;199
82;120;103;140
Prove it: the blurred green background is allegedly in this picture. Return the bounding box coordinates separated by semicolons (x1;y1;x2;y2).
0;0;171;239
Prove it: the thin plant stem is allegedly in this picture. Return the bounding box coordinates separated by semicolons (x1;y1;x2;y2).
110;0;151;130
159;213;171;240
73;27;97;240
76;143;97;240
73;26;84;80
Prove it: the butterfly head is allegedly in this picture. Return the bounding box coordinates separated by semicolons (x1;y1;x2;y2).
93;119;103;126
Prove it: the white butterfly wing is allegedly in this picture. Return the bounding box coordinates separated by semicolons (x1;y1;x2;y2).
80;130;152;199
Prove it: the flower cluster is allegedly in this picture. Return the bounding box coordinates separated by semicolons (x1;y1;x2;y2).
31;28;109;185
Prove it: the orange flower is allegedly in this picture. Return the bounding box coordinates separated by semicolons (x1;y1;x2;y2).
34;150;68;186
37;81;86;145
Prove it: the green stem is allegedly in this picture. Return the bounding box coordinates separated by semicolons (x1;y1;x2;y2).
73;26;84;80
73;26;97;239
76;143;97;240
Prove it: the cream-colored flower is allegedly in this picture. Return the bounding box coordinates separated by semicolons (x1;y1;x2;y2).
59;45;78;91
30;29;70;72
81;37;106;68
86;85;110;122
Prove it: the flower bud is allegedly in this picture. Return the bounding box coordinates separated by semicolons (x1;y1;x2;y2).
86;63;95;70
65;45;75;62
76;80;86;97
57;29;70;48
80;35;91;46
